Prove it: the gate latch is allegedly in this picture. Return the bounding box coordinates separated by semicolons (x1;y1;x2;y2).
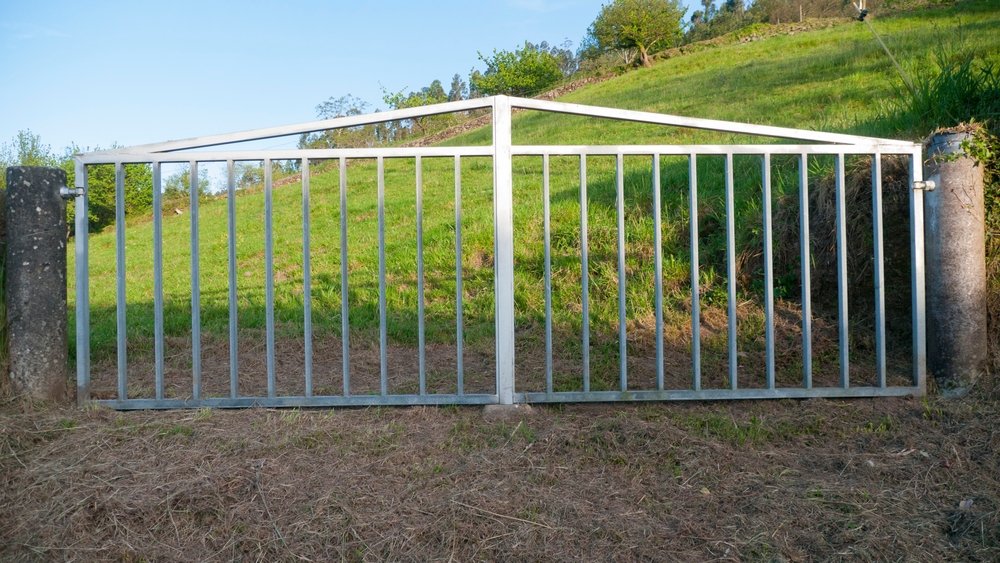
60;186;85;199
912;180;936;192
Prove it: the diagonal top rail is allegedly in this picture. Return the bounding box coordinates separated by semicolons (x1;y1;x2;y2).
510;98;915;148
87;97;496;156
80;95;918;159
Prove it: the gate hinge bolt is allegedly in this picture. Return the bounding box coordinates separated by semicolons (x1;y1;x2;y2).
60;187;85;199
912;180;936;191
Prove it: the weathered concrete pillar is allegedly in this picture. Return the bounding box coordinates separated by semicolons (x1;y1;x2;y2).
924;132;988;397
5;166;68;402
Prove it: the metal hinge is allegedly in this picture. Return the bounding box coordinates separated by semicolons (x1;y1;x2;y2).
912;180;936;192
60;187;85;199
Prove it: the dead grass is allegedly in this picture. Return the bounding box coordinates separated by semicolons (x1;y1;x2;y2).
2;372;999;562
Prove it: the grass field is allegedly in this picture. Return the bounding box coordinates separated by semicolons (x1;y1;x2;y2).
70;0;1000;400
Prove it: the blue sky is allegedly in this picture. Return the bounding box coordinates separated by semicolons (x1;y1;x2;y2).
1;0;696;154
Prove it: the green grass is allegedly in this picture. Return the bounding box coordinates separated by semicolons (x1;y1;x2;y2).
69;0;1000;392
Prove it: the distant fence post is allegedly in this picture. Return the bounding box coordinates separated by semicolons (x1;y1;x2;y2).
5;166;69;402
924;132;988;397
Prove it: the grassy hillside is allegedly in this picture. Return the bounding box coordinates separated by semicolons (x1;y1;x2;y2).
70;0;1000;398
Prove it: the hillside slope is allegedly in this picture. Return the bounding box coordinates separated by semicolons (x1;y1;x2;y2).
71;0;1000;399
444;0;1000;146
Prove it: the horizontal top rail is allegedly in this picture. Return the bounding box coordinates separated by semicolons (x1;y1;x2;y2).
511;143;920;156
75;142;921;166
76;146;495;165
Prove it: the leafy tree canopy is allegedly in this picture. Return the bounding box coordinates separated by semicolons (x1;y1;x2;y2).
470;42;564;97
381;80;452;135
587;0;686;67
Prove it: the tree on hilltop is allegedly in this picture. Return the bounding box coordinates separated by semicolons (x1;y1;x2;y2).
587;0;686;68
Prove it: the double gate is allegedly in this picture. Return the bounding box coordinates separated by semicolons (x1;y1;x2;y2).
73;96;927;409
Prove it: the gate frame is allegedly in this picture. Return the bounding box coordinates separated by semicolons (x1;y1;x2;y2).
73;95;927;409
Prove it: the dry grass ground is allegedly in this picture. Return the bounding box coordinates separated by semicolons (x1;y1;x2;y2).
2;371;998;562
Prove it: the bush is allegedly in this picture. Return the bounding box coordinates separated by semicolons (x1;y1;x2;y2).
471;42;564;97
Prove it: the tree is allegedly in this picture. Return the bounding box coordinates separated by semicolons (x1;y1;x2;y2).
448;73;468;101
381;80;451;136
163;167;211;199
528;40;578;77
587;0;687;68
724;0;744;18
701;0;716;22
470;42;564;97
0;130;58;193
297;94;378;149
1;132;156;233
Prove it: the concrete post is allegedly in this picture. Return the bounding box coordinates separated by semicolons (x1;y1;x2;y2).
924;132;988;396
5;166;68;402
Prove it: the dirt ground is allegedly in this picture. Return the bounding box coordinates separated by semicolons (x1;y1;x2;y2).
1;366;998;562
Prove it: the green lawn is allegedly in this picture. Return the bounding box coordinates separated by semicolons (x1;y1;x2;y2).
70;0;1000;396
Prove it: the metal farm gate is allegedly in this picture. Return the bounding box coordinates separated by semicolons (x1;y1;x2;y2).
72;96;928;409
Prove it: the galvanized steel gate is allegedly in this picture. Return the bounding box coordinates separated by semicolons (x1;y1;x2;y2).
73;96;927;409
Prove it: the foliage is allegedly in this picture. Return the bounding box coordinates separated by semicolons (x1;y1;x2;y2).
685;0;754;44
382;80;451;136
585;0;686;67
0;130;59;193
448;73;469;102
297;94;380;149
163;167;212;199
1;132;155;233
470;42;565;96
532;40;579;77
864;49;1000;140
980;131;1000;372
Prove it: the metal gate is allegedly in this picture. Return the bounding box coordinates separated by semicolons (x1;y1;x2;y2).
73;96;927;409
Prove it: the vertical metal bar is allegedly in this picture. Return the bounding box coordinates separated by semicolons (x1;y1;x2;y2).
543;154;553;395
75;159;91;407
152;162;164;401
725;154;738;390
264;159;275;398
909;150;927;391
763;154;775;390
492;98;516;403
799;154;813;389
340;157;350;396
227;160;238;399
115;162;127;400
302;158;313;397
616;154;627;392
689;154;701;391
835;153;850;388
493;96;515;403
416;156;426;396
190;161;201;400
580;154;590;393
872;153;886;388
454;155;464;395
653;154;664;391
378;156;388;397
